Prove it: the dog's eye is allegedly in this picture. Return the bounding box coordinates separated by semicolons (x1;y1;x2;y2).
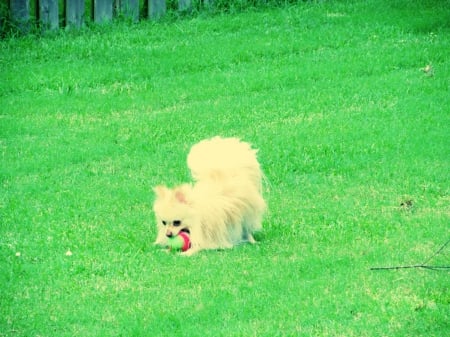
173;220;181;227
162;220;167;226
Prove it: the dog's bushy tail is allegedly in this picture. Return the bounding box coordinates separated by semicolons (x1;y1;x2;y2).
187;137;263;191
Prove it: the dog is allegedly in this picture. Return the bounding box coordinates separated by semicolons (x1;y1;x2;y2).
153;136;266;255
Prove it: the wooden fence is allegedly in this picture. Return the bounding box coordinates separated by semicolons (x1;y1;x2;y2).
5;0;199;32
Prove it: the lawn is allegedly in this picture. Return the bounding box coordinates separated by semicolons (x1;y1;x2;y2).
1;0;449;336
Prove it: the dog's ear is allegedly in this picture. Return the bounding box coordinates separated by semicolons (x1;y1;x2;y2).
153;185;168;198
174;188;187;204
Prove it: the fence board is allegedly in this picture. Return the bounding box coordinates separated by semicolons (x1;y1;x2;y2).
37;0;59;30
65;0;85;28
92;0;113;23
10;0;30;32
178;0;191;12
149;0;166;19
116;0;139;22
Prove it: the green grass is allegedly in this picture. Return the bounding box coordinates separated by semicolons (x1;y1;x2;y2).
1;0;449;336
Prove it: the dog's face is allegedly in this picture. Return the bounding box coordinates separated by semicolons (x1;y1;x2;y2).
153;185;192;238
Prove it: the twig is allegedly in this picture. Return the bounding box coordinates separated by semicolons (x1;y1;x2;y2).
370;238;450;271
421;238;450;265
370;265;450;271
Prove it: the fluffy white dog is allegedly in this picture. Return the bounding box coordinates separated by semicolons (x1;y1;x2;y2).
153;137;266;255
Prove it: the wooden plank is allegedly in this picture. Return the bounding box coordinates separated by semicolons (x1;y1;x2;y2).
148;0;166;19
92;0;113;24
37;0;59;30
9;0;30;33
115;0;139;22
65;0;84;28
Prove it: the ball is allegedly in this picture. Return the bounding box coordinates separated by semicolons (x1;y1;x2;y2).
167;232;191;252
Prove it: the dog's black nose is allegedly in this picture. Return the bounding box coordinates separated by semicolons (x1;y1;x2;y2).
166;232;173;238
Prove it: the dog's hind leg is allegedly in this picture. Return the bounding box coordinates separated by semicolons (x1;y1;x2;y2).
246;232;257;244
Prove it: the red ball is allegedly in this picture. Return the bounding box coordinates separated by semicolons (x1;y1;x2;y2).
167;232;191;252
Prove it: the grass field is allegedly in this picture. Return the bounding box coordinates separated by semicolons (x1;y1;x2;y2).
1;0;449;336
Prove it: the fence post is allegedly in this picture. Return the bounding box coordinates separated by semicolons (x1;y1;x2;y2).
148;0;166;19
37;0;59;30
65;0;84;28
115;0;139;22
9;0;30;33
92;0;113;24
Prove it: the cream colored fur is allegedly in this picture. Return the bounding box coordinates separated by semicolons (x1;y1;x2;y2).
153;137;266;255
